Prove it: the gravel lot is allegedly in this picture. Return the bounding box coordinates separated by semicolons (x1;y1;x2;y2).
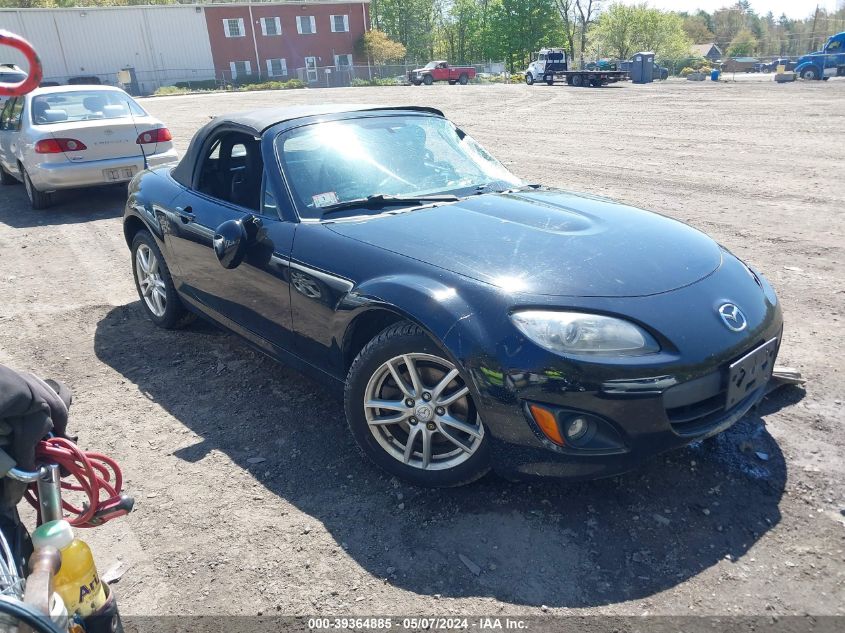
0;79;843;617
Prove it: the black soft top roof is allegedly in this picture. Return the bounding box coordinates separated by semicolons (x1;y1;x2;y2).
170;104;445;187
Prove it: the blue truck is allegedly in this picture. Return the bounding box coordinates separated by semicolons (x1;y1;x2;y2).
795;31;845;80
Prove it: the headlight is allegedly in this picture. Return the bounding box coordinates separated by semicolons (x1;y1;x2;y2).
510;310;659;356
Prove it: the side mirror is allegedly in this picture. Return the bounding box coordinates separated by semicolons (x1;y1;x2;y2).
213;218;248;269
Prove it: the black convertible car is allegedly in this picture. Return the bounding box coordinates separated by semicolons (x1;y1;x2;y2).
123;105;782;487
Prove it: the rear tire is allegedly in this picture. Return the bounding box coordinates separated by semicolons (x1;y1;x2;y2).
458;74;469;85
590;77;603;87
131;230;195;329
22;168;51;210
571;74;585;88
344;321;490;488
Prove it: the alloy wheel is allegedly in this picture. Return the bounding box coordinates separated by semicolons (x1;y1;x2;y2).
363;353;484;471
135;243;167;317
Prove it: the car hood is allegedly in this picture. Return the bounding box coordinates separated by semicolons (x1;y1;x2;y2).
325;190;723;298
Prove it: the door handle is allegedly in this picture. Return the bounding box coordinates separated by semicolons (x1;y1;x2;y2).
176;205;193;223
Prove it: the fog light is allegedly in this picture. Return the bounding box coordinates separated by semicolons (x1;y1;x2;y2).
565;416;589;441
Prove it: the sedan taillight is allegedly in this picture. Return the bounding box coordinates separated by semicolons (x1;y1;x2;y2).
136;128;172;144
35;138;87;154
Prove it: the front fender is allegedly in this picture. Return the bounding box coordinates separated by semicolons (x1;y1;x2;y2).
346;274;475;342
795;61;822;77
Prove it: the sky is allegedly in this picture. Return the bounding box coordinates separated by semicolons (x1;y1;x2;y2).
616;1;838;20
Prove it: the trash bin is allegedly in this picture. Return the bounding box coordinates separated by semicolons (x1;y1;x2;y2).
711;69;721;81
630;52;655;84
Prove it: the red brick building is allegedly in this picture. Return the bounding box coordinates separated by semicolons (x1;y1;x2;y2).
204;1;370;83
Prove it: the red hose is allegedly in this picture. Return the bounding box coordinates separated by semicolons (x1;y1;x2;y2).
24;437;124;529
0;30;42;97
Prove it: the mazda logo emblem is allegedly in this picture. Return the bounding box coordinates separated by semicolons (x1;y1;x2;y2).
718;303;747;332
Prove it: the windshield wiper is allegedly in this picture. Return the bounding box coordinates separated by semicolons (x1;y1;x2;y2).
320;193;460;216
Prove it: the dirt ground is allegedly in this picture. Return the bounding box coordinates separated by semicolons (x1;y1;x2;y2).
0;79;843;618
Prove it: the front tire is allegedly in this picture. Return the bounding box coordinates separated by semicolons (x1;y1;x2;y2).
131;230;195;329
801;67;819;80
0;164;16;185
22;168;51;210
423;75;434;86
525;72;534;86
344;322;490;487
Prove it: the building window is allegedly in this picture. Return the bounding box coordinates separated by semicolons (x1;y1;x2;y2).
296;15;316;35
330;15;349;33
266;58;288;77
223;18;245;38
334;54;353;67
260;17;281;37
229;60;251;80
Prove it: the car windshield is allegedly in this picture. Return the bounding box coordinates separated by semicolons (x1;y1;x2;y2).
423;62;439;69
276;114;523;219
30;90;146;125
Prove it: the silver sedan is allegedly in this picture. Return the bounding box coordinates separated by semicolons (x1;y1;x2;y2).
0;85;177;209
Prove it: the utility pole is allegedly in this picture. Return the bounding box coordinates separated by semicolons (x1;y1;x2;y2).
809;4;820;51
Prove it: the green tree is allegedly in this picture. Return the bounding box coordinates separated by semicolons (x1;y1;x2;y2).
357;29;407;64
727;27;757;56
591;3;692;62
682;15;715;44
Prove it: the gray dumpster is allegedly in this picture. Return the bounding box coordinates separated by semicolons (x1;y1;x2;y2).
631;52;655;84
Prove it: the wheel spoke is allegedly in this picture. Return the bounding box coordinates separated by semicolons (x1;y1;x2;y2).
402;354;424;397
403;425;421;464
141;280;153;297
438;413;482;439
149;254;159;274
386;359;414;399
421;429;432;468
438;385;469;407
438;426;474;453
365;398;407;413
431;368;459;401
367;412;407;426
136;249;150;273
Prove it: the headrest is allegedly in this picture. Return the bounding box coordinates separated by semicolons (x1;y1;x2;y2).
102;104;128;117
42;109;68;122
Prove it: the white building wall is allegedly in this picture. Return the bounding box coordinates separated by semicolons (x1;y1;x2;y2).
0;6;216;93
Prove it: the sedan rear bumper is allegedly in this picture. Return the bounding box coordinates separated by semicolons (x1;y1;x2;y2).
28;149;178;191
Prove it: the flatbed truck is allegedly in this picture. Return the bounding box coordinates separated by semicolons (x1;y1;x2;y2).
524;49;628;87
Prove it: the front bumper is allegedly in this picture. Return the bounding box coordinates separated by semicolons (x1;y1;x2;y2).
28;149;178;191
441;252;784;481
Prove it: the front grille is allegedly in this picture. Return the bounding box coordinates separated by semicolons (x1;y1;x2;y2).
662;369;732;437
665;389;728;436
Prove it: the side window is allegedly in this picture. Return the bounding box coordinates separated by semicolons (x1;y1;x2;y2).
0;99;13;130
7;98;23;130
261;175;279;218
828;40;841;52
195;131;263;211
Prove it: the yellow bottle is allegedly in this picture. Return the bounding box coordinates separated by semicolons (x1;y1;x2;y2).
32;520;107;617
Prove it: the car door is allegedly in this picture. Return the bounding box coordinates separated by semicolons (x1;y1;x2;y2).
165;130;297;352
0;97;23;177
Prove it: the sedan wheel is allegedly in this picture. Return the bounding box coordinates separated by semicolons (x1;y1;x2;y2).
345;322;490;487
131;230;195;329
23;168;51;210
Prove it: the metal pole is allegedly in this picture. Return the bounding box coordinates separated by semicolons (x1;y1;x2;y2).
36;464;62;524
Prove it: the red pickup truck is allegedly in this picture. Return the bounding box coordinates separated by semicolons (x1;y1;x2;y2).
409;61;476;85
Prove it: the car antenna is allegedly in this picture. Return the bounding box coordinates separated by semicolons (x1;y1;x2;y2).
124;96;148;170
